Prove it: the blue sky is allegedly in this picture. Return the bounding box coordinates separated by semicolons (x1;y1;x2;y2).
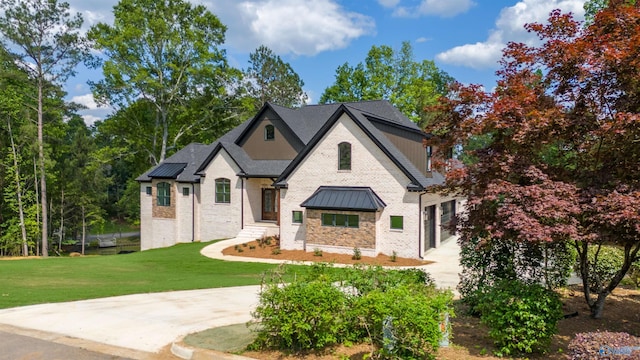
64;0;587;124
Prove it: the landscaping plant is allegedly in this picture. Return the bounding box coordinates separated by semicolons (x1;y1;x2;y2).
475;279;563;357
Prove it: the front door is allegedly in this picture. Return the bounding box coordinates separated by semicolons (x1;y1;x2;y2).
262;188;278;221
424;205;436;251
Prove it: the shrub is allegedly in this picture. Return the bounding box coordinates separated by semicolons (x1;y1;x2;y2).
475;279;563;356
350;284;453;360
568;331;640;359
250;279;348;351
352;247;361;260
250;264;451;359
390;251;397;262
629;257;640;288
271;248;281;255
313;248;323;257
459;237;575;312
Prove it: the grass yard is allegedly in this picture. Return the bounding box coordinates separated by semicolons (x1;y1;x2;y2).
0;240;293;309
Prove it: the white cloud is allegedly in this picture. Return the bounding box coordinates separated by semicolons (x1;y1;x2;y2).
81;114;102;126
436;0;586;69
393;0;476;18
377;0;401;8
71;93;99;110
208;0;375;56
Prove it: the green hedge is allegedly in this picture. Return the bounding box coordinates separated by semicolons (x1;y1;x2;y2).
249;264;453;359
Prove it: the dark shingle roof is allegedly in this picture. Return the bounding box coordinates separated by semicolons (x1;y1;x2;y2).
138;100;446;190
301;186;386;212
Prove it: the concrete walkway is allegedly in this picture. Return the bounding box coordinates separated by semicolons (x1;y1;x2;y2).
0;237;462;359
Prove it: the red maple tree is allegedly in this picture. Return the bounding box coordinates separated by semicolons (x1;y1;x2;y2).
428;0;640;318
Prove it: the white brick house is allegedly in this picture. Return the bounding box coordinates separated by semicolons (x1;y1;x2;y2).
137;101;463;259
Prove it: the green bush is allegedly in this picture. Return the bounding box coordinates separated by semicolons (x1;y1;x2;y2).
350;284;452;360
459;237;575;312
476;279;563;356
250;279;347;351
249;264;452;359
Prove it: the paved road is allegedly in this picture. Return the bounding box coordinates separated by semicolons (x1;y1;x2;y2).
0;326;134;360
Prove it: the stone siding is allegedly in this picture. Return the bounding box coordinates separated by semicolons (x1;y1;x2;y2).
305;209;376;249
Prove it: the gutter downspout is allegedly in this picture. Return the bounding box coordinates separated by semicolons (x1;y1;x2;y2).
418;190;427;259
241;177;244;230
191;183;195;242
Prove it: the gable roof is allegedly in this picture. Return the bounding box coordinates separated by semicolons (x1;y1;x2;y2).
273;103;445;191
301;186;386;212
138;100;446;189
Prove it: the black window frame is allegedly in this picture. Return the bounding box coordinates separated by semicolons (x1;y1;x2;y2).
321;213;359;228
182;187;190;196
146;186;152;195
292;210;303;224
264;124;275;141
157;182;171;206
215;178;231;203
390;215;404;230
338;142;351;171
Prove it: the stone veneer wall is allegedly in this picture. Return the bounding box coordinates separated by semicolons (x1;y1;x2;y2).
305;209;376;249
152;180;176;219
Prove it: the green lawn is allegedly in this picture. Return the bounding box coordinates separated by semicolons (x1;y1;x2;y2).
0;241;292;309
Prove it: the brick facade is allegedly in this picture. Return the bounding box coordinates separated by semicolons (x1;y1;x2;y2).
305;209;376;249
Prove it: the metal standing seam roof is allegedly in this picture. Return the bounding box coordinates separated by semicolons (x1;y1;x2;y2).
300;186;386;212
147;163;188;178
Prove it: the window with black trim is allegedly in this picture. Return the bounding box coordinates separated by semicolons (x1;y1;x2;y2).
264;124;275;141
390;216;404;230
338;142;351;170
146;186;152;195
292;211;303;224
321;213;359;228
426;146;432;172
183;187;190;196
215;178;230;203
157;182;170;206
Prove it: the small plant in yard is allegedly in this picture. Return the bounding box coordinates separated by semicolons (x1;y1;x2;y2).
313;248;323;257
352;247;361;260
242;243;247;247
249;245;256;250
271;248;281;255
390;251;397;262
475;279;563;357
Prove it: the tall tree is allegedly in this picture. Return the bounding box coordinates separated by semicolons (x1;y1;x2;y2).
320;41;454;126
428;2;640;318
243;45;307;110
88;0;231;165
0;0;91;257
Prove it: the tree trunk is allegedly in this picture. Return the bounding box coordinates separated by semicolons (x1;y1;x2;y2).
59;188;64;253
38;78;48;257
81;205;86;256
590;292;610;318
160;109;169;163
7;119;29;257
34;159;40;257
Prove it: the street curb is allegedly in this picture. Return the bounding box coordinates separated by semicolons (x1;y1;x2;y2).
171;338;256;360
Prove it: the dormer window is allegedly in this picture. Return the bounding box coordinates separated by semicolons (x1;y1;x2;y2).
264;124;275;141
338;142;351;171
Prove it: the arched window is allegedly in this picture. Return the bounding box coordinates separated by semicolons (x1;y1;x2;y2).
338;142;351;170
264;124;275;141
157;182;171;206
215;178;231;203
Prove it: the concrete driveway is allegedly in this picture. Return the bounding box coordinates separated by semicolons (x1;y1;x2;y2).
0;238;461;358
